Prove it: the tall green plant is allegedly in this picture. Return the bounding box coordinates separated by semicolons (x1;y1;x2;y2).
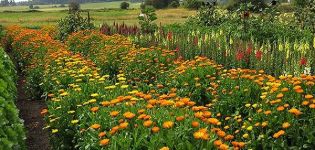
138;8;157;34
57;12;94;41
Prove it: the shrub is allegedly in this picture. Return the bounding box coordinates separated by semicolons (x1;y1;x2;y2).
57;12;94;41
183;0;203;9
68;0;80;13
138;7;158;34
145;0;173;9
33;6;40;9
29;4;33;9
120;2;130;9
0;47;26;150
169;0;180;8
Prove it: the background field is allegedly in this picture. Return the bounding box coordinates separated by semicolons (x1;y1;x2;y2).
0;1;196;27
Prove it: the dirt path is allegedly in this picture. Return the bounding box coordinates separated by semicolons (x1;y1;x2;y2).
16;75;50;150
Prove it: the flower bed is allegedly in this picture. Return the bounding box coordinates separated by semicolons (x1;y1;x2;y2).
6;26;315;149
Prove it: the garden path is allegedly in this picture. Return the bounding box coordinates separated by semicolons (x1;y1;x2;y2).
16;74;51;150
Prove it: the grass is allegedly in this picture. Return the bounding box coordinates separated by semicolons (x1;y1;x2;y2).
0;1;142;12
0;5;196;27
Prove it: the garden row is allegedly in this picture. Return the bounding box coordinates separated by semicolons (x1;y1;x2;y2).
6;26;315;149
0;47;25;149
101;22;315;76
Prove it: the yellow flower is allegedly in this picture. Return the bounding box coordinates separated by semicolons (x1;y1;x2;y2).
246;126;253;131
71;120;79;124
121;85;129;89
160;147;169;150
242;133;249;138
91;93;99;97
52;129;58;133
282;122;291;129
245;104;251;107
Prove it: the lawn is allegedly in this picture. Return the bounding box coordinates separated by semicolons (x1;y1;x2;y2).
0;1;196;27
0;7;196;27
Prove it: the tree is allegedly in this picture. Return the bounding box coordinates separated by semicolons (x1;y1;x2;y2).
69;0;80;14
120;1;130;9
144;0;174;9
183;0;203;9
226;0;269;11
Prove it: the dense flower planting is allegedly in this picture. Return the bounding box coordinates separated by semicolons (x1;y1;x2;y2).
0;47;26;150
6;26;315;150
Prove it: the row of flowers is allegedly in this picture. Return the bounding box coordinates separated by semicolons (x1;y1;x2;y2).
6;26;315;150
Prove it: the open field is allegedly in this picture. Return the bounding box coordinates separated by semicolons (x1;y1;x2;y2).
0;8;196;26
0;1;142;12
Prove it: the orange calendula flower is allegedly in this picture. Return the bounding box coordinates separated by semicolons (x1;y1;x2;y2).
282;122;291;129
192;121;200;128
90;106;99;112
163;121;174;129
213;140;222;147
305;94;314;99
100;139;110;146
91;124;101;129
217;130;226;138
119;122;129;129
98;132;106;138
276;93;284;98
152;126;160;133
123;112;136;119
273;130;285;138
41;109;48;116
276;106;285;111
176;116;185;122
110;111;120;117
160;147;169;150
288;108;302;116
143;120;153;127
219;144;229;150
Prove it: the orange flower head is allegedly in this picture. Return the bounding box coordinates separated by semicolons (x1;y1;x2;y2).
90;106;99;112
119;122;129;129
288;108;302;116
152;126;160;133
192;121;200;128
176;116;185;122
123;112;136;119
305;94;314;99
143;120;153;127
98;132;106;138
110;111;120;117
163;121;174;129
91;124;101;129
282;122;291;129
100;139;110;146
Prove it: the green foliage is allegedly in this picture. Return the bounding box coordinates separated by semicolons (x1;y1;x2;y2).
183;0;203;10
195;3;228;26
169;0;180;8
138;8;158;34
68;0;80;13
145;0;175;9
0;47;26;150
57;12;94;41
226;0;268;11
120;1;130;9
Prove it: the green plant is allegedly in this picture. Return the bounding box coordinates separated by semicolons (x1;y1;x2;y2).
169;0;180;8
183;0;203;10
0;47;26;150
120;1;130;9
57;12;94;41
138;7;158;34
